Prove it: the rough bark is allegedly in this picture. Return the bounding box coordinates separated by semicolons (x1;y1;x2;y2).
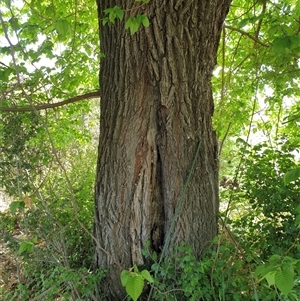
94;0;231;299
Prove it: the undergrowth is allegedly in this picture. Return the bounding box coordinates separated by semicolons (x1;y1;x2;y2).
1;139;299;300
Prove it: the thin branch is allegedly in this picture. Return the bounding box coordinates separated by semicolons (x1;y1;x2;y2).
254;0;266;40
0;90;100;112
224;25;271;47
219;122;232;156
282;114;300;124
0;61;10;68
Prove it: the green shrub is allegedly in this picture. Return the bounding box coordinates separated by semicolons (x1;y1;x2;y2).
226;140;300;261
2;265;106;301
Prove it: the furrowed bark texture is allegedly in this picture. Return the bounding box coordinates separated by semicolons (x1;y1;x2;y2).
94;0;231;299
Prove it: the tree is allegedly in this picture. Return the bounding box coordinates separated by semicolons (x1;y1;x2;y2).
94;1;231;298
1;0;299;299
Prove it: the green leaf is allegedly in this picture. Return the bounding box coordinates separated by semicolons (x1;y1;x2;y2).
269;254;281;265
0;67;14;82
133;264;139;273
125;15;149;34
289;35;300;51
275;265;294;295
255;256;281;281
120;270;130;286
114;7;124;21
236;137;251;147
3;0;11;8
295;260;300;275
255;264;266;277
55;19;71;37
102;17;109;25
238;18;248;28
268;24;281;36
282;256;296;266
103;7;112;14
125;275;144;301
265;271;276;287
19;241;34;254
0;46;11;55
151;263;159;271
249;14;264;24
141;16;149;27
284;167;300;185
9;17;20;30
140;270;153;283
9;201;25;214
104;9;115;23
103;6;123;24
125;18;140;35
257;265;278;281
272;36;292;53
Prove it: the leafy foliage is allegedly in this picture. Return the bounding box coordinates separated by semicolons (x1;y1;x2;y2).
2;265;106;301
102;3;150;35
102;6;124;25
0;0;99;198
225;139;300;261
0;140;102;299
255;255;300;296
121;264;153;301
284;167;300;185
125;14;150;35
142;241;271;300
213;0;300;158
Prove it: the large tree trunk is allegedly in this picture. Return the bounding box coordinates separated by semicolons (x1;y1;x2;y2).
94;0;231;299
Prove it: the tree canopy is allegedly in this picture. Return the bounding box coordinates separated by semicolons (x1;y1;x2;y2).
1;0;299;167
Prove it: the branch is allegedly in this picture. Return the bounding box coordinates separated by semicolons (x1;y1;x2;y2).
0;61;10;68
0;90;100;112
224;25;271;47
282;114;300;124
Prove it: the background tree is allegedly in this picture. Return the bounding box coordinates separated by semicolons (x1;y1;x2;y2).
94;0;231;298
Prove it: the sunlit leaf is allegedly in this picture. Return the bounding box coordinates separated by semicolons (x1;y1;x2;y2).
125;17;140;35
125;275;144;301
19;241;34;254
55;19;71;37
284;168;300;185
140;270;153;283
275;265;294;295
120;270;130;286
265;271;276;287
141;16;149;27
